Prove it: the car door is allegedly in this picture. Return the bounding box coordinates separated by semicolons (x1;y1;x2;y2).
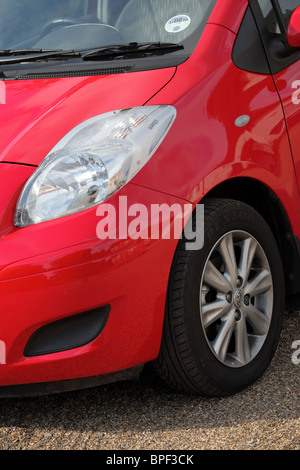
253;0;300;183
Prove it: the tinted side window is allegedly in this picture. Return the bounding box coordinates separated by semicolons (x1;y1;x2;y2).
278;0;300;27
258;0;300;31
232;5;271;74
257;0;282;34
253;0;300;73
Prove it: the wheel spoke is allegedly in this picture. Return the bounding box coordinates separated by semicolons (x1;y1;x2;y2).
200;229;274;369
203;260;232;293
201;298;231;329
246;269;272;297
235;317;251;364
244;303;271;335
211;311;236;363
218;233;238;283
238;237;258;284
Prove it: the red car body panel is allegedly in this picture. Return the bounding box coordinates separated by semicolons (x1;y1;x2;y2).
0;181;184;385
273;64;300;192
207;0;249;34
0;0;299;390
0;68;176;166
135;24;300;236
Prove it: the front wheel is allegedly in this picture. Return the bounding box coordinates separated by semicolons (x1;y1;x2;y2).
154;199;284;396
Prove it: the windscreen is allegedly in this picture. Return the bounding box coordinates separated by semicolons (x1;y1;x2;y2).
0;0;217;52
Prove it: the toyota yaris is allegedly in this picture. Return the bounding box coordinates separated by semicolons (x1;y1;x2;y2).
0;0;299;397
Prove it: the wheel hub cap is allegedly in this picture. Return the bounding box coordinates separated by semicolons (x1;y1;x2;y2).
200;230;273;368
234;289;244;308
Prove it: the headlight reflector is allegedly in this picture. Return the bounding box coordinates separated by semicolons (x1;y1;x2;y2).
15;105;176;227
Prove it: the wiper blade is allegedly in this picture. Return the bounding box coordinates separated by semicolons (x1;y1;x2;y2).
0;42;183;65
0;48;62;56
0;49;80;64
82;42;184;60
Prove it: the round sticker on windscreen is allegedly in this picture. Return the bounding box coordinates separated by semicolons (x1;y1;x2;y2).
165;15;191;33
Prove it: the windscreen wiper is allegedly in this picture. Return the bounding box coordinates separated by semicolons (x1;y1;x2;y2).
82;42;184;60
0;48;62;56
0;49;80;64
0;42;183;65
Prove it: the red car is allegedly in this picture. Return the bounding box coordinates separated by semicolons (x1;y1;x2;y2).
0;0;299;397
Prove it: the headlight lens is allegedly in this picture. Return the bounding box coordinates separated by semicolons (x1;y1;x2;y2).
15;105;176;227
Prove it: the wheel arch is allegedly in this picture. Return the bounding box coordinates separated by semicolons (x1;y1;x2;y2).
200;176;300;299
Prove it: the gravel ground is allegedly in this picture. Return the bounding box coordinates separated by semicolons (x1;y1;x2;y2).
0;310;299;451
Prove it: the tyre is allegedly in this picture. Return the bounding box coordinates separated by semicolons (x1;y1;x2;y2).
154;199;284;396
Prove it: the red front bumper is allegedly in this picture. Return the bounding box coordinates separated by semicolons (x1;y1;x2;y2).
0;164;185;389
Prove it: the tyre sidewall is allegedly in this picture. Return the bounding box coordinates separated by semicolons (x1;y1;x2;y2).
181;201;284;395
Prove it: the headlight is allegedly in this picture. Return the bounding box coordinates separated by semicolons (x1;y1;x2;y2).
15;105;176;227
